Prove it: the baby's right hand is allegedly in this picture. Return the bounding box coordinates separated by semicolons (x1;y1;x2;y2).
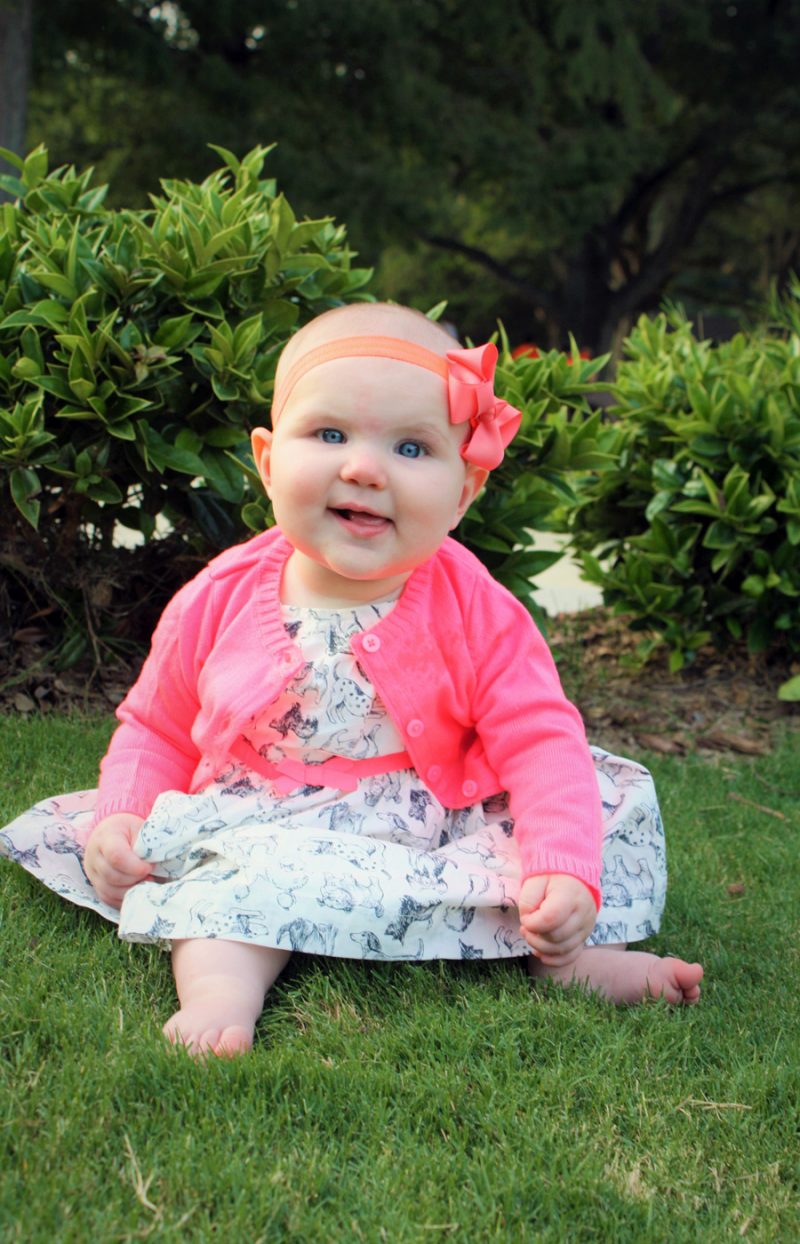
84;813;151;908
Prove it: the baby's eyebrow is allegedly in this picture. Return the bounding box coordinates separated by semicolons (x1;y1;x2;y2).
289;406;345;427
397;419;451;444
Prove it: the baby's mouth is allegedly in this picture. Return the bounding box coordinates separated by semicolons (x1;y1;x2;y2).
331;507;392;531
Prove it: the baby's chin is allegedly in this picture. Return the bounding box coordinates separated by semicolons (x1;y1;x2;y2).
284;549;412;606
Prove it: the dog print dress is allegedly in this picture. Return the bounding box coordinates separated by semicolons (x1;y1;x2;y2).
0;601;667;959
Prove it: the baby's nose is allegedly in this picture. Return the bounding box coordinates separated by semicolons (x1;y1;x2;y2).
339;446;387;487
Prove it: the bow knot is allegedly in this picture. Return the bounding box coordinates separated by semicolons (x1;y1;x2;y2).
445;343;522;470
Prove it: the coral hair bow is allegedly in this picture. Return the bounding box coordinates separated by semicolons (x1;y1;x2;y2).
445;343;522;470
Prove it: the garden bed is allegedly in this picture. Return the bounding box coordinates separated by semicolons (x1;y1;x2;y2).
549;609;798;759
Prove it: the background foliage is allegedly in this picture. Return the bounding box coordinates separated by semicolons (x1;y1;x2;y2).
1;146;799;685
568;304;800;669
16;0;800;353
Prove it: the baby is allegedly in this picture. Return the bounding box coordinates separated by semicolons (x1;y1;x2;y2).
1;302;702;1056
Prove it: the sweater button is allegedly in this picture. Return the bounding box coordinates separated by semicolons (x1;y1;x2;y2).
362;634;381;652
407;718;425;737
462;779;478;798
427;764;442;783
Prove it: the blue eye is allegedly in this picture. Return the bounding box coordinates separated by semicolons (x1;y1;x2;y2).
318;428;345;443
396;440;426;459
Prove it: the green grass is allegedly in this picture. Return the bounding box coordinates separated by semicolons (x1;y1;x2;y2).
1;714;798;1242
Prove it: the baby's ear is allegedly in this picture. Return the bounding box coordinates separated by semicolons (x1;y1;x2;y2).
452;464;489;527
251;427;274;496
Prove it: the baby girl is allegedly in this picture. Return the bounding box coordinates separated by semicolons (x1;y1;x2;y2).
1;302;702;1056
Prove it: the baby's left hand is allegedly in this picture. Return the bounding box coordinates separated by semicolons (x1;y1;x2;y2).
518;873;597;967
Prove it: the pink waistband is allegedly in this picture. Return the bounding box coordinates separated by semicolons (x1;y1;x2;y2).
229;736;413;795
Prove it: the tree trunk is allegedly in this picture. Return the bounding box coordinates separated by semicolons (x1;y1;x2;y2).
556;235;617;356
0;0;34;182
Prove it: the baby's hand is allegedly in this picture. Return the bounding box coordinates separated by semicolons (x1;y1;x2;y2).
518;873;597;967
84;813;150;909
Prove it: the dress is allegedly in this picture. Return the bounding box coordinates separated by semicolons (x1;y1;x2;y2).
0;600;667;959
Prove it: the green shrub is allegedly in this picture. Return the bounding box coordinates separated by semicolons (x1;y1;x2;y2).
567;308;800;668
0;144;370;667
0;142;371;550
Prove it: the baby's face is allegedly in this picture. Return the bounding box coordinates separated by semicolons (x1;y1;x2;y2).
253;353;486;603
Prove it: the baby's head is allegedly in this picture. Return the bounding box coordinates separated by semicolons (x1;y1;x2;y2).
272;303;459;419
251;303;521;604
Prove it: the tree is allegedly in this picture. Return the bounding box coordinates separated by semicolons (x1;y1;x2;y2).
0;0;34;171
24;0;800;350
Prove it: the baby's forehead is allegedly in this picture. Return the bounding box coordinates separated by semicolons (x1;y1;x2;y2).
284;356;454;433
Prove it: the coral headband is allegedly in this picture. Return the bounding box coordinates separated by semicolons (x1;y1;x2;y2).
271;335;522;471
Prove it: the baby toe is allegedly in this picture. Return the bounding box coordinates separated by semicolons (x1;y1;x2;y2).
213;1026;254;1058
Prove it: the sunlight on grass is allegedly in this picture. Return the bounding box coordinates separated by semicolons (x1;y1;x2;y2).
1;715;798;1241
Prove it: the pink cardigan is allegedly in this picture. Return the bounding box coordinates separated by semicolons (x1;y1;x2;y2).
95;529;602;903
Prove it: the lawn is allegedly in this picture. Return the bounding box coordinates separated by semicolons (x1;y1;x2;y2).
1;713;798;1242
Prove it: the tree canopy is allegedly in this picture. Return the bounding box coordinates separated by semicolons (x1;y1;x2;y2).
19;0;800;349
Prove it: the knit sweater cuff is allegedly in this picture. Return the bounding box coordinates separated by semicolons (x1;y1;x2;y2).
519;848;602;911
90;793;152;831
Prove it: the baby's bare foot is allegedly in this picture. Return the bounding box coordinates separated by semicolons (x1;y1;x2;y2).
166;940;290;1058
163;985;260;1058
528;947;703;1006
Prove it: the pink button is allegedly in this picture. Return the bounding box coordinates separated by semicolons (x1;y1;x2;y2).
362;634;381;652
462;779;478;798
427;764;442;783
282;650;295;663
407;718;425;737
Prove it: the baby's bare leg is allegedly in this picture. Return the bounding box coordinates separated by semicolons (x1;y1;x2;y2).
528;943;703;1005
165;939;291;1057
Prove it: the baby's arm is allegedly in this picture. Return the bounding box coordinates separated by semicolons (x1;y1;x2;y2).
518;874;598;966
84;813;150;908
465;576;603;915
95;574;207;823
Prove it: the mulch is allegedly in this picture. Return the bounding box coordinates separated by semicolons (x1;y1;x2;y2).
548;609;799;759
